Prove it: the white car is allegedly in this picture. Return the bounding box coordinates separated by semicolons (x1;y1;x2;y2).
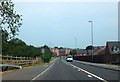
66;55;73;62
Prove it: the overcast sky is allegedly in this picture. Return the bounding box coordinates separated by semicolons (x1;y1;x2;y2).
14;1;118;48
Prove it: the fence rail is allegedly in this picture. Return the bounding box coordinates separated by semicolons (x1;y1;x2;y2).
0;55;42;67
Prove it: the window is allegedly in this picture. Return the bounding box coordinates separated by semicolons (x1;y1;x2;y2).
112;45;120;54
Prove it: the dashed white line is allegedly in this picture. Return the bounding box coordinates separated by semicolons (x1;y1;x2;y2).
88;75;92;78
78;68;81;71
62;61;108;82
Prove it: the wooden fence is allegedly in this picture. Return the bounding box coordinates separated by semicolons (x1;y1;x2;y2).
0;55;42;67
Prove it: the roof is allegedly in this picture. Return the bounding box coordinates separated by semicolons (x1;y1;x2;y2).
106;41;120;54
59;49;66;52
76;49;88;54
76;49;97;54
93;47;105;55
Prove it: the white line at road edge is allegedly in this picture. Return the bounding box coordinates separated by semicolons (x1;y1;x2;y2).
31;62;54;81
62;61;108;82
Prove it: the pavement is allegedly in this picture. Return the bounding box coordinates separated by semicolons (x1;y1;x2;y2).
74;60;120;71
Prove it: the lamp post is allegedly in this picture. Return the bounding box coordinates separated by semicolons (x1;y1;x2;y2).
74;37;77;55
74;37;77;49
89;21;94;62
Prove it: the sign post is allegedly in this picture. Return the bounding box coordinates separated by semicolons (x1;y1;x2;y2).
41;48;45;62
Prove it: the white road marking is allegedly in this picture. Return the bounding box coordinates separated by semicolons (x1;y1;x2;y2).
31;63;54;81
62;61;108;82
73;66;78;69
88;75;92;78
78;68;81;71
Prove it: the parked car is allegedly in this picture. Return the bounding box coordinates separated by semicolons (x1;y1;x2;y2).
66;55;73;62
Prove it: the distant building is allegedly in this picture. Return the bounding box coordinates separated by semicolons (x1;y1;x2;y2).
59;49;65;56
51;48;70;56
74;41;120;64
104;41;120;63
93;46;105;56
75;47;103;57
65;48;71;55
75;49;88;56
51;48;59;56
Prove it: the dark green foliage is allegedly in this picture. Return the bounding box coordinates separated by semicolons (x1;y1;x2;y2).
86;45;94;54
2;38;41;57
86;45;94;50
70;49;77;56
59;47;63;49
41;45;53;63
0;0;22;39
2;38;53;63
54;46;58;49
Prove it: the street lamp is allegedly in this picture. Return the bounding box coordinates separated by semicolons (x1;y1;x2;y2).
74;37;77;55
74;37;77;49
89;21;94;62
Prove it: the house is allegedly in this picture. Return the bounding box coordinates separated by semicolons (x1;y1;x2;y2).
75;49;88;56
51;48;71;56
75;47;100;57
51;48;59;56
59;49;66;56
93;46;105;56
73;41;120;64
65;48;71;55
104;41;120;63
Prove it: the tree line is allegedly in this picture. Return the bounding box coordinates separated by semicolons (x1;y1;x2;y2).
0;0;53;63
2;36;53;63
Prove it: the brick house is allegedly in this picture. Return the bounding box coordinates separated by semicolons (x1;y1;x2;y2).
59;49;66;56
51;48;59;56
75;49;88;56
93;46;105;56
103;41;120;63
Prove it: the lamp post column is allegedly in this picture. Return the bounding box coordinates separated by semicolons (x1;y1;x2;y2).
89;21;94;62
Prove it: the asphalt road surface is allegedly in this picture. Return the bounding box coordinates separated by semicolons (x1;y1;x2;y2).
2;58;119;82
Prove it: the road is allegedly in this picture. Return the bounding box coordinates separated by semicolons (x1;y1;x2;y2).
2;58;119;82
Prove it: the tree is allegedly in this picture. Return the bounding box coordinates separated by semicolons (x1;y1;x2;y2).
86;45;94;50
70;49;77;56
54;46;58;49
86;45;94;54
2;29;9;43
59;47;63;49
42;45;53;63
2;38;43;57
8;38;26;46
2;38;26;55
0;0;22;39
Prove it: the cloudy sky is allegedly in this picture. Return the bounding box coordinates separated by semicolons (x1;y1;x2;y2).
13;0;118;48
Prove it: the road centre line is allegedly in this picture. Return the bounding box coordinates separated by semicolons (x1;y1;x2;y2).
62;61;108;82
31;62;54;81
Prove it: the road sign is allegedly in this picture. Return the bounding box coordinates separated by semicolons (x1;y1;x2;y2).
41;48;45;54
